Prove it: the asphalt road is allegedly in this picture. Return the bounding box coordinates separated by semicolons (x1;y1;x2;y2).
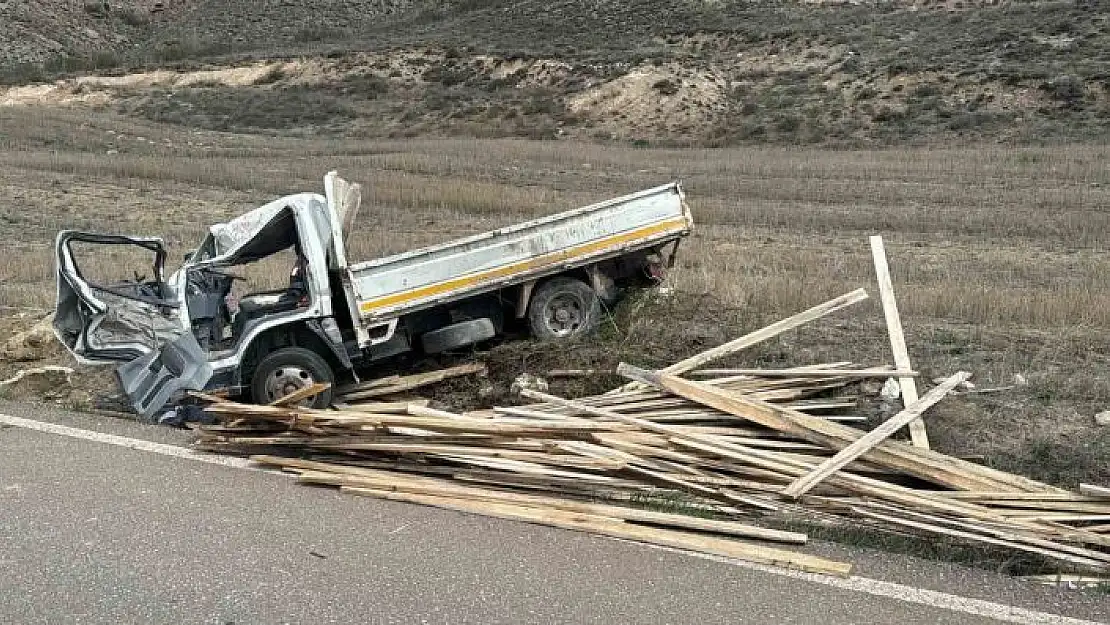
1;402;1108;625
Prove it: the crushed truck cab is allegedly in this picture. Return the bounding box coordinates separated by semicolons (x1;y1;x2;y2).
54;172;693;417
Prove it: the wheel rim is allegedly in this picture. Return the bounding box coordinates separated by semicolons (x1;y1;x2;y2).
264;366;315;403
544;292;586;337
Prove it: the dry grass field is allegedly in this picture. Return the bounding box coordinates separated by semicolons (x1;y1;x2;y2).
1;105;1109;487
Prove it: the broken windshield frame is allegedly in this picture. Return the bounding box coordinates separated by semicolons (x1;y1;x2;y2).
61;232;178;309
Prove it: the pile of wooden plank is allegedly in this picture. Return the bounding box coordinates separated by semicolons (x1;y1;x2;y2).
194;368;867;576
192;239;1110;575
192;296;1110;576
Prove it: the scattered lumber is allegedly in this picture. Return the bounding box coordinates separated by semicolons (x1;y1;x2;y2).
342;486;850;576
192;283;1110;576
194;395;849;575
616;364;1062;495
781;372;971;498
194;355;1108;573
615;288;869;392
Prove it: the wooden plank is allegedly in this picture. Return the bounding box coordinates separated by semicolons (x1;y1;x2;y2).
547;369;608;378
782;372;970;498
338;375;401;393
1080;484;1110;499
340;487;852;576
268;382;331;407
615;289;869;392
1022;574;1110;588
855;501;1110;564
850;507;1108;571
935;491;1104;503
980;501;1110;514
690;368;916;379
870;235;929;449
436;454;622;482
555;440;700;476
451;470;652;495
331;400;429;413
301;469;806;544
339;363;486;401
997;513;1110;522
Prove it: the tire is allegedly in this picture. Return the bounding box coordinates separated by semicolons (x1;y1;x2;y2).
421;318;496;354
527;277;602;341
250;347;335;408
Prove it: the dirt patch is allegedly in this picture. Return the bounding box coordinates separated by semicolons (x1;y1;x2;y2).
0;314;117;411
0;61;288;107
567;63;728;140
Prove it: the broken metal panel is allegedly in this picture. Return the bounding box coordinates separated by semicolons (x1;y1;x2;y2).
81;291;187;360
206;193;331;263
116;331;213;419
323;170;362;270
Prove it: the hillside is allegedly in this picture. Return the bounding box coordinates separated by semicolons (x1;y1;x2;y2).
1;0;1108;145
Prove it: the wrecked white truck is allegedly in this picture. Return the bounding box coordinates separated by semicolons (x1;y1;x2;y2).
53;173;693;417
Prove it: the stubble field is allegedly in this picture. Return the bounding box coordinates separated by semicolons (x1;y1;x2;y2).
1;105;1108;486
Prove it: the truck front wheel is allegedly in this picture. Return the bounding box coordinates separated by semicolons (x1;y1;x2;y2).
250;347;334;408
527;277;602;341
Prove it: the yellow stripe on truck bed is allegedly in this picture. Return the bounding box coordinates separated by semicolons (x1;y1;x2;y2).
358;217;689;316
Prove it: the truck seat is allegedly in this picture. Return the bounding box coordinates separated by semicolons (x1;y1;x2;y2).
232;290;304;337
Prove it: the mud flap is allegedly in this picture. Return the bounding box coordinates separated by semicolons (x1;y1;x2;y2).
116;331;213;419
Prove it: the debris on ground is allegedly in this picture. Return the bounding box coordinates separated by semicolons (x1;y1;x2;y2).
194;310;1110;575
189;241;1110;577
879;378;901;400
193;369;855;576
1094;411;1110;427
157;404;217;427
509;373;549;396
0;313;117;408
1;314;56;362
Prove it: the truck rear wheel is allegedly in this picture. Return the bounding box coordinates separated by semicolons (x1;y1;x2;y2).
528;277;602;341
250;347;334;408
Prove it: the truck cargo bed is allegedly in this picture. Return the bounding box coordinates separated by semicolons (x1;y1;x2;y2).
351;182;692;320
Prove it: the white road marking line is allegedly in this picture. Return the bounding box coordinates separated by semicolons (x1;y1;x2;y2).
631;542;1104;625
0;412;256;470
1;412;1104;625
